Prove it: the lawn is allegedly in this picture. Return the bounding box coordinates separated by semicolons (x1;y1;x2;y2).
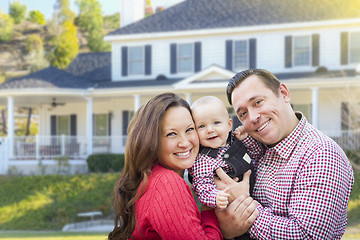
0;231;108;240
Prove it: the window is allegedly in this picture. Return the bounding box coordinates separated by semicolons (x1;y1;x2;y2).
94;114;109;136
57;115;70;135
293;36;311;66
350;32;360;64
178;43;193;73
233;40;248;70
129;46;144;75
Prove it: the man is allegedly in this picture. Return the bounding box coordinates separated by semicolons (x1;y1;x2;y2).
215;69;354;239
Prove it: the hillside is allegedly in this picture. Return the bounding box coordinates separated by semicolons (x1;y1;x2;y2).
0;14;119;82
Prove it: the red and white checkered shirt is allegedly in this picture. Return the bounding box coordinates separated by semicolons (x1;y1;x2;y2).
244;113;354;240
189;142;233;208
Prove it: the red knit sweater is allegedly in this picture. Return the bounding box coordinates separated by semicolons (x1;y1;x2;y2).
131;164;222;239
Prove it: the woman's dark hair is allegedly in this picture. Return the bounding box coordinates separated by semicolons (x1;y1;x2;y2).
226;69;281;105
108;92;191;240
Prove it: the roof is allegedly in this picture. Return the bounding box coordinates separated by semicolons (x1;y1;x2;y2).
0;67;91;89
108;0;360;36
65;52;112;82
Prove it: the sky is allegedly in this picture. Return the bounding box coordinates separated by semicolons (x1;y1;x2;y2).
0;0;184;20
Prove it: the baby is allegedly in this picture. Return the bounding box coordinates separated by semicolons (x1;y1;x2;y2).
189;96;255;210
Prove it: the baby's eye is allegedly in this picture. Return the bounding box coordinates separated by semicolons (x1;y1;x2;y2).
214;121;220;125
198;125;205;129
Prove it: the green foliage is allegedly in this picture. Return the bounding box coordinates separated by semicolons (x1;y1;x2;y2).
50;20;79;69
0;10;14;42
53;0;76;24
347;171;360;227
25;34;43;53
76;0;110;52
346;150;360;165
28;10;46;25
87;153;124;172
103;13;120;30
0;173;118;230
9;0;27;24
25;49;50;72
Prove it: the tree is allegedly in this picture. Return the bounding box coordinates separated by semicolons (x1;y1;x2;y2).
49;0;79;69
28;10;46;25
49;20;79;69
53;0;76;24
0;10;14;42
9;0;27;24
76;0;110;52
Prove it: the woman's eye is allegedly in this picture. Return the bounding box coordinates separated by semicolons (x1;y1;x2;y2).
166;132;176;137
255;99;263;105
186;127;194;133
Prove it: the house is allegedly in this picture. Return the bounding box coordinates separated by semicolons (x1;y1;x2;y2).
0;0;359;174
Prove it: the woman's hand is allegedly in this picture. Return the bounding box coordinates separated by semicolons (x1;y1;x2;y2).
215;193;259;239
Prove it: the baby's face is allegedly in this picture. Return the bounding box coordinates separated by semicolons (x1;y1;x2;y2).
192;102;232;149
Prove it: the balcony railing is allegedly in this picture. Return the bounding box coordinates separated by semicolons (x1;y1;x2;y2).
12;135;127;159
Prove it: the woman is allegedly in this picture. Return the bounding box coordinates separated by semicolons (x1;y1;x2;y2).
108;93;222;239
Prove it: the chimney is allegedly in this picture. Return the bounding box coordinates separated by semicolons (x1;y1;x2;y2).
121;0;145;27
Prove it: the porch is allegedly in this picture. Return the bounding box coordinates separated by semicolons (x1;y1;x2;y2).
0;135;127;175
0;129;358;175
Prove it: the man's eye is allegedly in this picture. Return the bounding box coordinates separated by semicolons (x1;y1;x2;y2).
255;99;263;105
239;112;246;119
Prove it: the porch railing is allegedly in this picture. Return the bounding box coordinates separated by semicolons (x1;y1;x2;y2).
9;130;360;160
12;135;127;159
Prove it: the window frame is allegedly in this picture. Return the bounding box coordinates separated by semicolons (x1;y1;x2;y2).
57;115;70;136
293;35;311;67
349;31;360;64
94;114;109;136
233;39;249;71
128;46;145;75
177;43;194;73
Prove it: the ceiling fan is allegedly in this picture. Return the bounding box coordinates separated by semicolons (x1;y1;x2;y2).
50;98;66;108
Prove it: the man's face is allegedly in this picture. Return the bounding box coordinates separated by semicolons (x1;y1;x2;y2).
231;75;292;146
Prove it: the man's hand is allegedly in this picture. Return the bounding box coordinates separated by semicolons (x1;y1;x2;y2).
215;193;259;239
214;168;250;203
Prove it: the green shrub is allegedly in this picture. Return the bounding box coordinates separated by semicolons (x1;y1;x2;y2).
345;150;360;165
87;153;124;173
9;0;27;24
28;10;46;25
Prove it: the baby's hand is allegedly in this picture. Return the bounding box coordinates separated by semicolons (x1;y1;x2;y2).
216;189;230;209
233;125;248;140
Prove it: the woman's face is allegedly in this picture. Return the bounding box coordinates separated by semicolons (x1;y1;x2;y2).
158;106;199;176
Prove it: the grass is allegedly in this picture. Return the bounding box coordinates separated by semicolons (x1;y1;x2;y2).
0;231;108;239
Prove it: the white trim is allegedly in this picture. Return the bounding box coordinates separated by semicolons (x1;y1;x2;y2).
104;18;360;42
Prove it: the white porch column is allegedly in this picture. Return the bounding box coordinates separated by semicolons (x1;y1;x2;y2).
311;87;319;129
86;97;93;155
7;96;14;158
185;93;192;105
134;94;141;112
